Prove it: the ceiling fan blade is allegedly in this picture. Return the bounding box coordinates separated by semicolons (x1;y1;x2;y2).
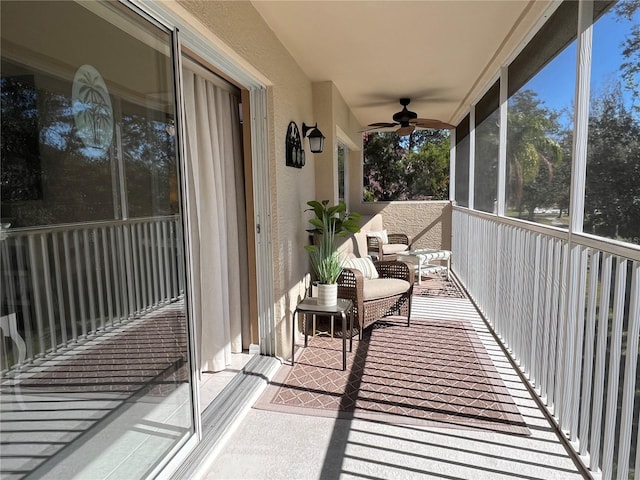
396;125;415;136
359;125;393;133
367;122;398;128
411;118;455;129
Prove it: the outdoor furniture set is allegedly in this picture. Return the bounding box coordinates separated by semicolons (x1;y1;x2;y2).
294;213;451;369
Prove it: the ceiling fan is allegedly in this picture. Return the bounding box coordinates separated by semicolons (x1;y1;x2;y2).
363;98;454;136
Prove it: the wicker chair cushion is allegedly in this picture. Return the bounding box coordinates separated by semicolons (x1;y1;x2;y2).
344;257;379;280
366;229;388;243
382;243;410;255
362;278;410;300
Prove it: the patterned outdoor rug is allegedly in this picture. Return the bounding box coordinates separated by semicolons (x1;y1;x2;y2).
413;271;467;298
255;316;529;435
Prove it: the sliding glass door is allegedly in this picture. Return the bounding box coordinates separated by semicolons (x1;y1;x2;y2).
1;1;195;478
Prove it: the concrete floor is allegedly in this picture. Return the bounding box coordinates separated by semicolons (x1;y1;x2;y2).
200;353;254;413
196;296;587;480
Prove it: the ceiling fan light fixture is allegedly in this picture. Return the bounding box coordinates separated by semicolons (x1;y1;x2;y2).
363;98;453;135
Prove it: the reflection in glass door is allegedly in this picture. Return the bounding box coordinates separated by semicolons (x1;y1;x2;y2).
0;1;194;478
338;143;347;206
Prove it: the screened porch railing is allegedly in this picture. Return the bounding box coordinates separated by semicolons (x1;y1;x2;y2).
452;207;640;480
0;216;185;373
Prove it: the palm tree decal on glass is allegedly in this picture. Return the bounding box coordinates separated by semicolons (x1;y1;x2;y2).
72;65;113;155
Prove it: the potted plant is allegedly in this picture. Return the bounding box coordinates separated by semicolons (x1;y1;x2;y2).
304;200;361;305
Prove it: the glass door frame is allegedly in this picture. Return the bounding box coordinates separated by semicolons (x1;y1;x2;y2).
122;0;276;476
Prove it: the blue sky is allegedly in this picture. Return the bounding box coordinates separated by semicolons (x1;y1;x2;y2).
524;7;638;123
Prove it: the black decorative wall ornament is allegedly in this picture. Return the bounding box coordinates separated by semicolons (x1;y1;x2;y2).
285;121;305;168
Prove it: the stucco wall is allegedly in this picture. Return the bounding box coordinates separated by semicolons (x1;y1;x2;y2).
177;0;318;359
356;201;453;251
313;81;362;203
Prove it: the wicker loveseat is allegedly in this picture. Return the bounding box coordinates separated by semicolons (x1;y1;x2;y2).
337;259;414;340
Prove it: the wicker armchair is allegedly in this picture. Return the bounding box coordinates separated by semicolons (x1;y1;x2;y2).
338;260;414;339
366;233;412;261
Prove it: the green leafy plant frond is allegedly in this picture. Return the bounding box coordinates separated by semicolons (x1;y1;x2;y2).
305;200;362;238
305;247;344;284
304;200;361;284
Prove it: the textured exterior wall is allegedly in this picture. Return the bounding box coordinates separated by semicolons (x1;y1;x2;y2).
312;82;334;202
177;0;315;359
313;81;362;203
356;201;453;251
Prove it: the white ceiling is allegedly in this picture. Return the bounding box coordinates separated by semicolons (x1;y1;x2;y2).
251;0;551;128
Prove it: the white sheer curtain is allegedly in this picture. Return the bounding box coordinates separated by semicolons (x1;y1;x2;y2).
182;66;249;373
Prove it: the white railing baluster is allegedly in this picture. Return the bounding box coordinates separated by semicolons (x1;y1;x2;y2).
144;222;153;309
123;224;135;317
93;228;105;330
475;218;481;308
116;225;128;319
151;220;160;305
524;230;535;373
495;224;504;337
133;223;142;312
579;250;600;455
83;229;97;333
74;230;88;337
491;220;499;330
530;234;541;385
520;230;535;372
138;222;145;307
541;238;554;400
14;239;34;359
536;236;546;393
160;220;168;302
617;261;639;479
548;239;561;411
169;220;175;297
561;243;580;433
591;253;613;472
513;229;522;361
170;220;178;298
101;227;114;327
517;228;525;358
28;235;46;354
569;246;588;441
490;221;498;320
52;233;68;346
602;258;628;480
63;232;78;341
111;226;123;321
471;217;478;306
525;230;533;368
502;224;510;339
556;244;567;424
40;235;57;352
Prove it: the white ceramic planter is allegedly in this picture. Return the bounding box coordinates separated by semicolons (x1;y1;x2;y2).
316;283;338;306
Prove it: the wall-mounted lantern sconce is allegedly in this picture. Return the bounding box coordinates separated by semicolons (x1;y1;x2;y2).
302;123;325;153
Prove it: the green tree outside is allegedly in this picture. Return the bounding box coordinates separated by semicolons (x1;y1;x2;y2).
363;129;450;202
